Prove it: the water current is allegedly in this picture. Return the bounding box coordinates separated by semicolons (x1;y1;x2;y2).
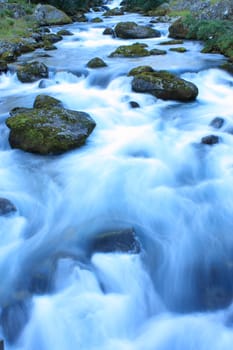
0;1;233;349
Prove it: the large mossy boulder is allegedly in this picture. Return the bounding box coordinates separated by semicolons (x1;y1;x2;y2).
110;43;150;57
92;228;141;254
34;4;72;26
131;68;198;102
115;21;161;39
168;18;189;39
6;96;96;155
16;62;49;83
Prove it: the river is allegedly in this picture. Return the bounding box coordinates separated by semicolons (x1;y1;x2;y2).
0;2;233;350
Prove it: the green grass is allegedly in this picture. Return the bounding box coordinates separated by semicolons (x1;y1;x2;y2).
0;17;37;40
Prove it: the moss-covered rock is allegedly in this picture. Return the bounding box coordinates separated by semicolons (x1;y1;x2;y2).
103;27;114;35
168;18;189;39
91;17;103;23
33;95;63;109
86;57;107;68
16;61;49;83
115;21;161;39
128;65;154;76
34;4;72;26
6;104;96;155
57;29;73;36
150;48;167;55
159;39;184;45
169;47;187;52
109;43;150;57
103;7;124;16
131;69;198;101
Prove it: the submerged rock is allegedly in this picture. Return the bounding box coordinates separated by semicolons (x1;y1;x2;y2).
131;69;198;102
16;61;48;83
103;27;114;35
86;57;107;68
110;43;150;57
92;228;141;254
201;135;220;145
210;117;225;129
34;4;72;26
6;97;96;155
0;340;3;350
57;29;73;36
0;198;17;216
0;60;8;74
129;101;140;108
115;21;161;39
150;48;167;55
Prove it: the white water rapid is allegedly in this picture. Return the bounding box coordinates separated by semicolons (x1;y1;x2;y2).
0;4;233;350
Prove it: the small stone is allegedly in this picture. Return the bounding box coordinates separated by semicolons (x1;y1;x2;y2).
129;101;140;108
201;135;220;145
210;117;224;129
103;27;114;35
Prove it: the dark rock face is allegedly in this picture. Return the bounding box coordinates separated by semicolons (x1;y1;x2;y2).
201;135;220;145
6;103;96;155
57;29;73;36
103;27;114;35
115;21;161;39
16;61;49;83
0;60;8;74
0;340;3;350
92;228;141;254
0;198;16;216
86;57;107;68
34;4;72;26
131;69;198;102
210;117;224;129
129;101;140;108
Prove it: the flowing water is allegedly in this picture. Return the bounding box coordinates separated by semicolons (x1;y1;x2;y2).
0;3;233;350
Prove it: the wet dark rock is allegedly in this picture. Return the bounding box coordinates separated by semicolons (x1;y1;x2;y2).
0;198;17;216
87;57;107;68
110;43;150;57
0;41;20;62
210;117;224;129
201;135;220;145
220;62;233;75
16;61;49;83
72;13;88;22
43;43;57;51
34;4;72;26
159;39;184;45
129;101;140;108
115;21;161;39
92;228;141;254
131;69;198;102
1;301;30;344
33;94;63;109
0;60;8;74
103;27;114;35
57;29;73;36
150;48;167;55
42;33;63;44
6;100;96;155
38;79;57;89
0;340;3;350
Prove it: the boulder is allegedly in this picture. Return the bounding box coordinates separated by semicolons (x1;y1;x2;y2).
103;27;114;35
6;101;96;155
131;70;198;102
42;33;62;44
128;65;154;76
91;17;103;23
110;43;150;57
115;21;161;39
168;18;189;39
92;228;141;254
0;198;17;216
16;61;49;83
34;4;72;26
0;41;20;62
87;57;107;68
201;135;219;145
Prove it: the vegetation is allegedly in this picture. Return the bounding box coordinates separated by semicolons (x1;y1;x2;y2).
122;0;167;12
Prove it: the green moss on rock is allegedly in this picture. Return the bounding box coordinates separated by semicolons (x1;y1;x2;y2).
109;43;150;57
86;57;107;68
